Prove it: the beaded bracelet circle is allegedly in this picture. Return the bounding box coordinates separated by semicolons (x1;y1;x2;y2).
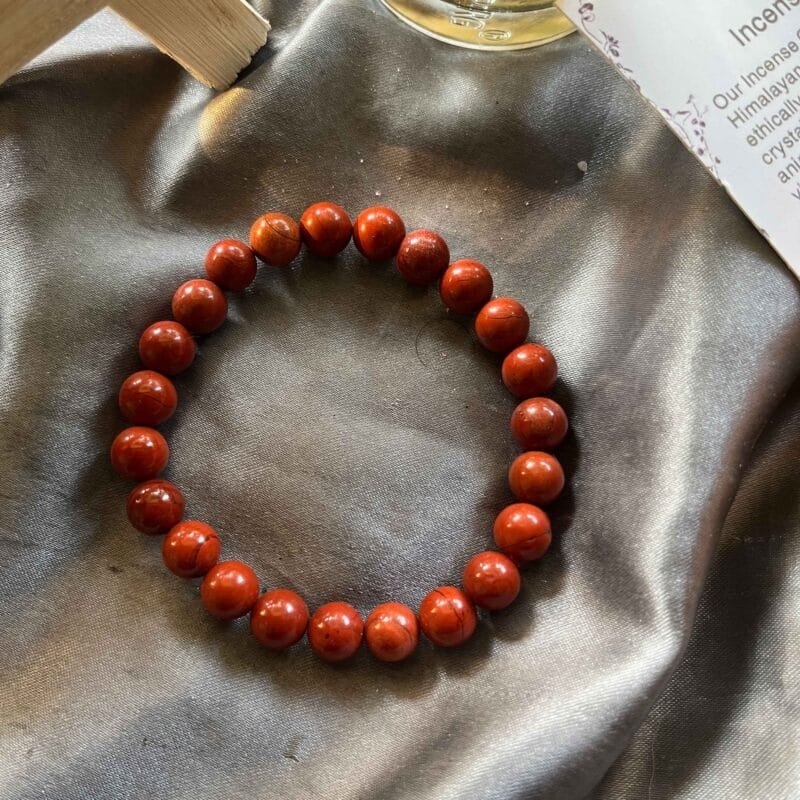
111;203;568;664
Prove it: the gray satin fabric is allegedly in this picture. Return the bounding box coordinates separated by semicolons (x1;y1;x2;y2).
1;3;798;799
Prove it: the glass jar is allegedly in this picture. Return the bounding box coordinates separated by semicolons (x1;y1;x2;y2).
380;0;575;50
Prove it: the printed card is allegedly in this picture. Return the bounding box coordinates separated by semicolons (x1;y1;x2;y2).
556;0;800;278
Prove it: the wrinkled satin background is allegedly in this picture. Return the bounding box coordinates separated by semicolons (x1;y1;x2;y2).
1;2;799;798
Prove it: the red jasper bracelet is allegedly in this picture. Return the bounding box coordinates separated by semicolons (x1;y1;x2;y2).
111;202;568;664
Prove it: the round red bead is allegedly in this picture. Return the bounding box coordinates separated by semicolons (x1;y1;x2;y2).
353;206;406;261
250;589;309;650
139;321;196;375
204;239;257;291
200;560;260;620
501;343;558;399
508;451;565;506
462;551;521;611
395;230;450;285
126;479;185;535
300;202;353;257
419;586;477;648
110;426;169;481
475;297;529;354
118;370;178;426
171;279;227;334
493;503;552;563
249;212;302;267
510;397;568;450
162;520;220;578
439;259;493;315
364;602;419;662
308;602;364;662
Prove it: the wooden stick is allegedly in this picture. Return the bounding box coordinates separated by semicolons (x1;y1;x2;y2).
109;0;270;89
0;0;104;86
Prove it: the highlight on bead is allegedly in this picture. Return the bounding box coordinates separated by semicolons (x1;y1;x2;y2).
475;297;530;354
118;370;178;426
510;397;568;451
250;212;302;266
201;560;260;620
508;451;565;506
502;343;558;399
365;602;419;662
139;321;196;375
251;589;310;650
439;259;493;314
463;551;521;610
419;586;477;647
111;201;570;666
396;229;449;285
493;503;552;564
300;202;353;257
111;426;169;481
172;279;228;334
205;239;258;291
353;206;406;261
127;479;185;535
308;602;364;662
162;520;221;578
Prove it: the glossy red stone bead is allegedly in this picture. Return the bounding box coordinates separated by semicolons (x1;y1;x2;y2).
419;586;477;648
110;426;169;481
138;321;196;375
171;279;227;334
510;397;568;450
395;230;450;285
299;202;352;257
249;212;302;267
501;343;558;399
364;602;419;662
462;551;521;611
493;503;552;563
439;259;493;315
475;297;530;354
118;370;178;426
353;206;406;261
204;239;257;291
250;589;310;650
126;479;185;535
162;520;220;578
200;560;260;620
308;602;364;662
508;451;565;506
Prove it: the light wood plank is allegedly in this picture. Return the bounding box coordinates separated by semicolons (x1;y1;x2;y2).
109;0;270;89
0;0;105;85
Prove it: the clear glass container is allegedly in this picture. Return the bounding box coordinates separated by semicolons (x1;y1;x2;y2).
380;0;575;50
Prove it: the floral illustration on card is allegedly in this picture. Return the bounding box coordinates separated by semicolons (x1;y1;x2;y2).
660;97;721;179
576;3;721;178
577;3;640;91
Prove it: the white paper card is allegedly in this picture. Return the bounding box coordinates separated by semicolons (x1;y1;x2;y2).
556;0;800;279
